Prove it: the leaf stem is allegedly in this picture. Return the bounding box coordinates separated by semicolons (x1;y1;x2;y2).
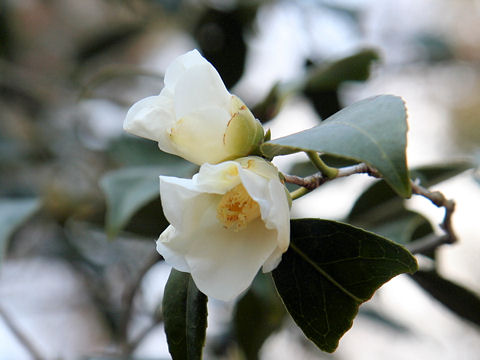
306;151;339;179
290;187;310;200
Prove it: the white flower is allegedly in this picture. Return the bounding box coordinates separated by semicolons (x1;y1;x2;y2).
157;156;290;301
124;49;264;165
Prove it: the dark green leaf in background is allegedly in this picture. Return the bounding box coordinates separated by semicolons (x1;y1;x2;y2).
304;49;379;92
303;49;379;120
262;95;410;197
0;198;41;266
358;307;410;333
193;5;257;89
348;161;472;225
163;269;208;360
347;181;435;249
347;161;472;249
368;211;434;246
76;23;145;64
348;180;402;225
272;219;418;353
100;152;197;238
100;166;163;239
409;161;473;187
410;270;480;327
234;273;286;360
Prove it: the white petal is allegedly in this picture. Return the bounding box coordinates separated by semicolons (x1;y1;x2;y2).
169;106;231;165
163;49;206;92
124;95;177;153
185;214;278;301
238;161;290;252
194;161;241;194
238;168;273;221
262;246;284;272
159;175;215;230
174;63;231;120
265;179;290;251
156;225;190;272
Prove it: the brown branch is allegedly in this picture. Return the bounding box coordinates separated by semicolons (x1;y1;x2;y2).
284;163;379;190
284;163;458;253
409;180;457;246
0;305;44;360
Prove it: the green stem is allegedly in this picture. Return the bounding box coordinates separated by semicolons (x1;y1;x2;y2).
290;187;310;200
307;151;338;179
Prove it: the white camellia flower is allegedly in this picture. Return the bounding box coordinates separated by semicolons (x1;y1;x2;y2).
157;156;290;301
124;49;264;165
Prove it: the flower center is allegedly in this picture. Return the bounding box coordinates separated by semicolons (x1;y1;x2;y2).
216;184;261;232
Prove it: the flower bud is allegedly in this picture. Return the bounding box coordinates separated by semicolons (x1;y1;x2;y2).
123;49;264;165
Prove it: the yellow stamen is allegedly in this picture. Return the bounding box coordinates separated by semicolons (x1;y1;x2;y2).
217;184;261;232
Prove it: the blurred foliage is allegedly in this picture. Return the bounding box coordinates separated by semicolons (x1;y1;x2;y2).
347;162;472;258
303;49;379;120
233;273;286;360
193;5;255;89
411;270;480;328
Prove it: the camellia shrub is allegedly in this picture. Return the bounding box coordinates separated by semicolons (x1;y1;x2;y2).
119;50;461;357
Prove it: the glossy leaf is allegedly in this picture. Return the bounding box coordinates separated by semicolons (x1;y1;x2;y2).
163;269;208;360
410;270;480;327
234;273;286;360
272;219;418;353
0;198;41;266
100;159;196;238
261;95;410;197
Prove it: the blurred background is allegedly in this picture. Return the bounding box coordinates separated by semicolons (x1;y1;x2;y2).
1;0;480;359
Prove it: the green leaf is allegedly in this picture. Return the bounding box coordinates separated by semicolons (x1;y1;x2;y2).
234;273;286;360
347;180;435;246
76;23;145;63
100;160;197;238
163;269;208;360
108;137;195;167
410;161;473;187
410;270;480;327
272;219;418;353
358;308;410;333
369;211;434;245
305;49;379;91
348;180;402;225
261;95;410;197
100;167;162;238
0;198;41;266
